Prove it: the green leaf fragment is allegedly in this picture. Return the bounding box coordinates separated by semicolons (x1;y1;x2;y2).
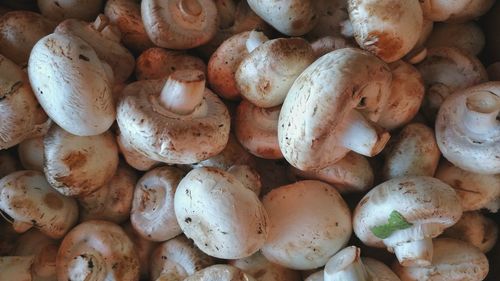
370;210;413;239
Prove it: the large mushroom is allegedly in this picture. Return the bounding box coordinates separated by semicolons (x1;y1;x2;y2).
18;137;45;172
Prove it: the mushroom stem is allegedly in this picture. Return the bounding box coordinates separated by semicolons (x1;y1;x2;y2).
67;254;106;281
463;91;500;134
337;110;390;157
178;0;203;16
246;31;268;53
159;70;206;115
392;238;433;267
324;247;370;281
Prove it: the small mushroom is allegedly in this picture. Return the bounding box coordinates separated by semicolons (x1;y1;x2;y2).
18;137;44;172
392;238;489;281
116;129;159;171
419;0;494;22
174;167;268;259
116;70;230;164
353;176;462;267
487;62;500;81
227;165;261;196
261;180;352;270
278;48;392;171
141;0;218;49
182;264;257;281
56;220;140;281
122;222;159;280
229;251;302;281
0;170;78;239
0;256;34;281
43;125;119;197
37;0;103;21
425;22;485;56
435;82;500;174
130;166;185;242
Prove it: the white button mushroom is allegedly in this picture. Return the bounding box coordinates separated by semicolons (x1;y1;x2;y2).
182;264;257;281
229;251;302;281
18;137;44;172
37;0;103;22
0;256;34;281
227;165;262;196
116;130;159;172
419;0;494;22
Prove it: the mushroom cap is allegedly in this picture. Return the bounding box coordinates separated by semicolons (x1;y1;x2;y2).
229;251;302;281
116;79;230;164
141;0;218;49
183;264;257;281
310;35;354;58
261;180;352;270
28;32;115;136
14;229;58;280
37;0;103;21
0;256;34;281
419;0;494;22
353;176;462;248
0;170;79;239
435;82;500;174
174;167;268;259
56;220;140;281
306;0;349;40
392;238;489;281
278;48;392;171
43;125;119;197
347;0;423;62
116;130;159;171
131;166;184;242
425;22;485;56
236;37;315;108
18;136;44;172
227;165;262;196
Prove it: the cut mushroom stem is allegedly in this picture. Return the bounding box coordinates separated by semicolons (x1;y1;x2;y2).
67;253;106;281
324;246;369;281
159;70;206;115
92;14;121;43
391;238;433;267
463;91;500;134
245;30;268;53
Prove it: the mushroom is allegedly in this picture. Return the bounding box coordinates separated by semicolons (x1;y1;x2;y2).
290;152;374;194
0;170;79;239
116;130;159;171
378;61;425;131
403;19;433;64
435;82;500;174
43;125;119;197
214;0;236;29
229;251;302;281
234;101;283;159
425;22;485;56
261;180;352;270
419;0;494;22
0;11;56;66
18;137;44;172
0;256;34;281
278;48;392;171
0;150;21;179
28;32;115;136
382;123;440;180
236;37;315;108
116;70;230;164
310;35;353;58
353;176;462;267
306;0;349;40
434;160;500;212
182;264;257;281
150;235;215;281
174;167;268;259
135;47;206;81
130;166;185;242
56;220;140;281
141;0;218;49
227;165;261;196
122;222;159;280
442;211;498;253
37;0;103;22
487;62;500;81
392;238;489;281
347;0;423;63
304;271;324;281
77;163;137;223
1;54;50;150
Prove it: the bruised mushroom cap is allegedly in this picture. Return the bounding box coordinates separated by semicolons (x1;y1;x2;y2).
236;37;315;108
229;251;302;281
392;238;489;281
419;0;494;22
14;229;59;280
0;11;56;65
347;0;423;63
56;220;140;281
434;160;500;212
183;264;257;281
425;22;485;56
122;222;159;280
435;82;500;174
141;0;218;49
131;166;184;242
353;176;462;267
261;180;352;270
43;125;119;197
0;170;78;239
28;32;115;136
278;48;392;171
116;130;159;171
37;0;103;22
174;167;268;259
18;137;44;172
0;256;34;281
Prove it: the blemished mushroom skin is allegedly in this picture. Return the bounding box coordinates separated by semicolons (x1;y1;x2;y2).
141;0;218;50
130;166;185;242
182;264;257;281
261;180;352;270
236;37;316;108
37;0;103;21
43;125;119;197
174;167;269;259
0;256;34;281
56;220;140;281
434;160;500;212
18;137;44;172
278;48;392;171
419;0;494;22
28;32;115;137
382;123;440;180
116;130;159;171
122;222;159;280
425;22;485;56
0;170;79;239
347;0;423;63
353;176;462;267
135;47;206;81
235;101;283;160
442;211;498;253
229;251;302;281
392;238;489;281
0;11;56;66
150;235;215;281
435;82;500;175
290;152;374;194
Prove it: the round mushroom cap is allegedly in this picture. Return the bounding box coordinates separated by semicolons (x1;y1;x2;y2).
116;130;159;171
183;264;257;281
18;136;44;172
37;0;103;21
174;167;268;259
229;251;302;281
141;0;218;49
419;0;494;22
425;22;485;56
43;125;119;197
261;180;352;270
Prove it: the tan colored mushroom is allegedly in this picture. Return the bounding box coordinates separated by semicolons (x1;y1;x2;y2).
37;0;103;21
182;264;257;281
116;130;159;171
0;256;34;281
229;251;302;281
425;22;485;56
122;222;159;280
18;137;44;172
419;0;494;22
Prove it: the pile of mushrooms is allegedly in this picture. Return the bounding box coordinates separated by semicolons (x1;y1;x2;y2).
0;0;499;281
